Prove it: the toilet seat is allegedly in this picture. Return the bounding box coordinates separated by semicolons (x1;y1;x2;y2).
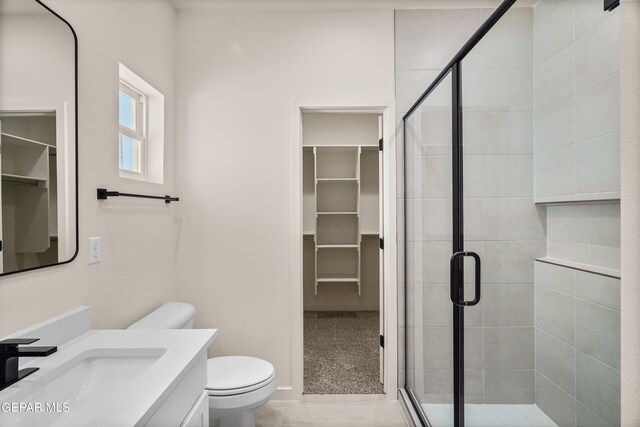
206;356;275;396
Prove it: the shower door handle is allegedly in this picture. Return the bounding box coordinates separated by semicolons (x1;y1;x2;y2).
449;251;481;307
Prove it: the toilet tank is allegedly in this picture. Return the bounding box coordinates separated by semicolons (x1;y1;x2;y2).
127;301;196;330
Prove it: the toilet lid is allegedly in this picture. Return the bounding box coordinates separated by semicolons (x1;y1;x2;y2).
206;356;275;396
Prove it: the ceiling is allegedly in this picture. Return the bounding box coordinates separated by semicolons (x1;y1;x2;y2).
170;0;539;11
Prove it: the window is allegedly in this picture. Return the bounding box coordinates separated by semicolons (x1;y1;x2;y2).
119;81;146;174
118;63;164;184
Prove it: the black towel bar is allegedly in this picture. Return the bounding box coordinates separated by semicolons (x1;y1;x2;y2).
96;188;179;203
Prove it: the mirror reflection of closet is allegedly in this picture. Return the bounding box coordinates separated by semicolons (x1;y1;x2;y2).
0;0;77;276
0;112;58;273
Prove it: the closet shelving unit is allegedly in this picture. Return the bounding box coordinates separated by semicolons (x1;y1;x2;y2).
0;115;57;272
304;144;379;295
1;133;52;186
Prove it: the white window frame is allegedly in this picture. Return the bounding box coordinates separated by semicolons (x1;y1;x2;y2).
118;63;164;184
119;80;147;176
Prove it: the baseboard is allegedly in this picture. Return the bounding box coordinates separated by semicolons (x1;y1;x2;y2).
272;386;300;401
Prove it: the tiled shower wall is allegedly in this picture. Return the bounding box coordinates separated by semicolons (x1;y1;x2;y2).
534;203;621;427
535;261;621;426
533;1;621;425
533;0;620;202
546;203;621;272
395;7;489;390
397;7;546;404
397;0;621;418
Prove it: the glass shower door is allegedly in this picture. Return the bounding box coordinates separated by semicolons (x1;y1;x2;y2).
403;1;528;425
404;70;458;426
404;0;621;425
459;2;548;424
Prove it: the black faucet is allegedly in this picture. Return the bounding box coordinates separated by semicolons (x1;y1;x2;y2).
0;338;57;392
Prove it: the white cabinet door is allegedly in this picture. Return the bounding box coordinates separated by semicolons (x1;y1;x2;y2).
181;391;209;427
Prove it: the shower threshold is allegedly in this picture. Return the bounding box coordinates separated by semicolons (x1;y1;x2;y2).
422;404;557;427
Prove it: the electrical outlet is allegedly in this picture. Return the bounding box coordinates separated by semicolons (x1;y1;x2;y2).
88;237;102;264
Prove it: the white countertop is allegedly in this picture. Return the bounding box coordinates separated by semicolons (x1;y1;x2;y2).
0;329;217;426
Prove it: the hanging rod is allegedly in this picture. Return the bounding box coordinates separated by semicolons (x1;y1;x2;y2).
96;188;179;204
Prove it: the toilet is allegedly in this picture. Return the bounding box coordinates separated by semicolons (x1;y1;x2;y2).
127;301;275;427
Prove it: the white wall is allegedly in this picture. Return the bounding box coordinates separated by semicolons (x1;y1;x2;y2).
0;14;74;108
620;1;640;425
175;9;394;398
0;0;178;337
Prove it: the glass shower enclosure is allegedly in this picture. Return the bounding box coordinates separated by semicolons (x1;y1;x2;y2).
402;0;622;426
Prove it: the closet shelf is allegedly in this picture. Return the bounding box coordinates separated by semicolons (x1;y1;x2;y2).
316;212;358;215
304;144;377;148
306;143;379;297
1;173;47;185
316;178;358;182
316;277;359;283
1;132;53;148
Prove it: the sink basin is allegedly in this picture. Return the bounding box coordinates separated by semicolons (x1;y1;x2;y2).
0;328;217;426
0;348;165;427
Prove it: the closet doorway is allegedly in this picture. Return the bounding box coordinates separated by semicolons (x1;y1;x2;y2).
301;111;384;394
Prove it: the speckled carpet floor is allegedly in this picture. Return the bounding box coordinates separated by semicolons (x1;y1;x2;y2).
304;311;383;394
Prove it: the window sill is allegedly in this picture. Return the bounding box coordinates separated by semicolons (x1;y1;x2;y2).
119;170;163;185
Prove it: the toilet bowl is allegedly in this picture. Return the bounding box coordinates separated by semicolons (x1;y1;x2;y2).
128;302;275;427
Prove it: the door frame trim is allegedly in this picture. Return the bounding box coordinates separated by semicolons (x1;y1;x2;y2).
289;98;397;400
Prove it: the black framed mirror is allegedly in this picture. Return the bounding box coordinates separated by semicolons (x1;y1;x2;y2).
0;0;78;276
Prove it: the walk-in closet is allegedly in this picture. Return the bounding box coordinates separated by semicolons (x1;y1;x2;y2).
302;112;384;394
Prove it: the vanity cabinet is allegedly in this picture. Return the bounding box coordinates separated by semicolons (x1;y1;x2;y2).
145;351;210;427
181;391;209;427
0;114;57;273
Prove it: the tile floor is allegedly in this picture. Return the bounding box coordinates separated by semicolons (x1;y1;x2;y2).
304;311;383;394
255;395;407;427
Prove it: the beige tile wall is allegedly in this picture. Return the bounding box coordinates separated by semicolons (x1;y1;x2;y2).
534;0;621;203
397;6;543;405
397;2;621;420
535;202;621;427
534;261;621;427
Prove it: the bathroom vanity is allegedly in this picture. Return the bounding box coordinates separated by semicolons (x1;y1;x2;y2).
0;308;216;427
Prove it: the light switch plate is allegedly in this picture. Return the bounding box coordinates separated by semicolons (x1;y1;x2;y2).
88;237;102;264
